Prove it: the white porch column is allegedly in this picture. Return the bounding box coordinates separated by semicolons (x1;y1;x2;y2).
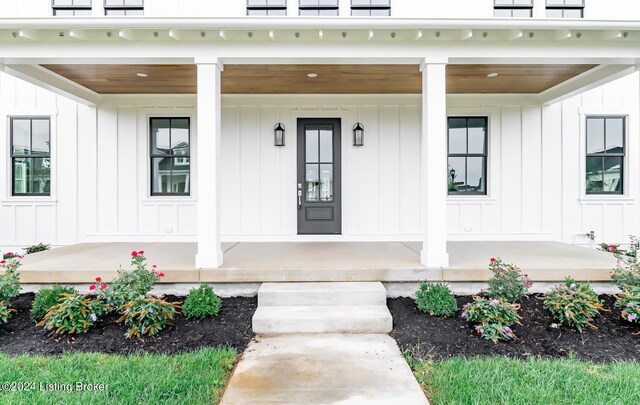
420;60;450;268
195;62;224;268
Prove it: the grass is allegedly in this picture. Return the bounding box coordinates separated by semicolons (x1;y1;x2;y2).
0;348;237;405
405;351;640;405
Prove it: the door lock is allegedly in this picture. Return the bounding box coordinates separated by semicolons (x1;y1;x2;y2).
297;190;302;209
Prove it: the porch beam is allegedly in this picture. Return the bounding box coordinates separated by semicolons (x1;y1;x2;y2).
420;59;450;269
195;61;224;269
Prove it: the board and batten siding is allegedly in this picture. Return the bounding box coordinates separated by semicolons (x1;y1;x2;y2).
0;72;639;250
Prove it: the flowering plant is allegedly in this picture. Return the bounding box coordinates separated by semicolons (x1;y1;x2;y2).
0;258;21;305
485;258;532;303
37;293;109;335
601;235;639;260
95;250;164;311
611;258;640;290
2;252;22;260
0;301;15;324
118;296;180;338
461;296;522;342
615;285;640;324
543;278;605;332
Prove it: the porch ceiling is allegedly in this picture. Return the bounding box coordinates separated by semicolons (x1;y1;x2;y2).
39;63;597;95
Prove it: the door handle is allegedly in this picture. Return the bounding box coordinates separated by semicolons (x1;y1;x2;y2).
297;190;302;210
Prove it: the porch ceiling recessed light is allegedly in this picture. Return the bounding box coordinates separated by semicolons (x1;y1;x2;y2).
487;72;499;78
308;73;318;78
136;72;148;78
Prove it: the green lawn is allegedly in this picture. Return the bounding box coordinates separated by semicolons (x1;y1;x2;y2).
406;354;640;405
0;348;236;405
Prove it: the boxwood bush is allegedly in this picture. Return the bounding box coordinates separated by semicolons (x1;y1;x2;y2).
415;282;458;317
31;285;77;321
183;284;222;319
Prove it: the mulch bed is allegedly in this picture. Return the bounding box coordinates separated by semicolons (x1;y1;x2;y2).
390;295;640;364
0;293;256;356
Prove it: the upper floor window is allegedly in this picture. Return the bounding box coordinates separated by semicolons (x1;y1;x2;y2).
300;0;338;16
52;0;92;16
150;118;190;196
494;0;533;18
586;116;625;195
247;0;287;16
104;0;143;16
10;117;51;196
546;0;584;18
351;0;391;16
448;117;488;195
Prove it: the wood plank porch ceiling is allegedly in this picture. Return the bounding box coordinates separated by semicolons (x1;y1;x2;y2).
41;63;597;94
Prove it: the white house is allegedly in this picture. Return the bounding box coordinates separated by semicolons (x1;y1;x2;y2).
0;0;639;281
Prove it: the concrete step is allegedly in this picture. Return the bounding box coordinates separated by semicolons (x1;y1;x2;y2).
258;282;387;307
252;305;393;334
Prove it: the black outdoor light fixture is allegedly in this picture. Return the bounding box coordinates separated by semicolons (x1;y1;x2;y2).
274;123;285;147
449;168;456;182
353;122;364;147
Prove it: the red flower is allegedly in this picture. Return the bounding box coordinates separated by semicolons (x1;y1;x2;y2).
5;252;12;256
152;264;157;269
524;274;528;277
158;272;165;278
490;258;496;262
89;285;96;291
510;266;515;270
101;284;107;290
131;251;138;257
18;255;24;259
138;250;144;255
609;246;615;252
0;260;5;264
95;277;102;282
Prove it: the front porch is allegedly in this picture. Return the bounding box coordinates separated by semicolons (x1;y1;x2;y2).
17;241;617;284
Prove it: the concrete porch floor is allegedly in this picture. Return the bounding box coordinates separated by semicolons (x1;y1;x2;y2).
14;241;617;284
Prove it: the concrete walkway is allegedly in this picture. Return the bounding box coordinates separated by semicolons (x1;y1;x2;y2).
221;334;429;405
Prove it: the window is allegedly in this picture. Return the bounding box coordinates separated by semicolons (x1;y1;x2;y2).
546;0;584;18
247;0;287;16
104;0;143;16
351;0;390;16
299;0;338;16
447;117;488;195
10;118;51;196
150;118;190;196
494;0;533;17
52;0;92;16
586;116;625;195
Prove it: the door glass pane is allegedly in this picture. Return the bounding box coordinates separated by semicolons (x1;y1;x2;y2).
171;119;189;155
306;129;319;163
31;120;50;156
305;164;319;202
467;119;486;154
586;118;605;154
151;119;171;154
467;157;485;193
319;164;333;201
603;156;623;193
448;118;467;154
605;118;624;152
12;120;31;155
319;129;333;162
585;156;603;193
448;157;465;192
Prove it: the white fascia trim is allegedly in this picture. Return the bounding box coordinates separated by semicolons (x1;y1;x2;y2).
1;64;102;105
537;64;638;105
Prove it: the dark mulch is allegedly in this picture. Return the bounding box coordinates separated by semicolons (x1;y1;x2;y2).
390;295;640;364
0;293;256;356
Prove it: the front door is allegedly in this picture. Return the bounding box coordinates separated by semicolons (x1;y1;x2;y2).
297;118;341;234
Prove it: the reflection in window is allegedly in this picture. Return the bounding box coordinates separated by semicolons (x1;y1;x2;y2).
493;0;533;18
150;117;190;196
351;0;391;16
546;0;584;18
247;0;287;15
53;0;92;16
11;117;51;196
586;116;625;194
447;117;488;195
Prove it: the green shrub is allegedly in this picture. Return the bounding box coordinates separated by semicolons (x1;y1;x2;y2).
543;278;604;332
615;285;640;324
611;259;640;290
2;252;21;260
461;297;522;342
118;296;180;339
486;258;532;302
415;282;458;317
0;259;21;305
37;293;108;335
97;250;164;311
183;284;222;319
0;301;15;324
23;243;50;255
30;285;77;321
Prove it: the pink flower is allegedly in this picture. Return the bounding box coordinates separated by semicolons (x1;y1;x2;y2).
138;250;144;255
609;246;616;252
95;277;102;282
17;255;24;259
89;285;96;291
101;284;107;290
131;251;138;257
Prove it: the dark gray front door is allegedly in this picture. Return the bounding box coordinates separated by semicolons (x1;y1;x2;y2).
297;118;341;234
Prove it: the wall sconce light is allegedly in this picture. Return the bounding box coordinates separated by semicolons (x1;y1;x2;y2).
274;123;285;147
353;122;364;147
